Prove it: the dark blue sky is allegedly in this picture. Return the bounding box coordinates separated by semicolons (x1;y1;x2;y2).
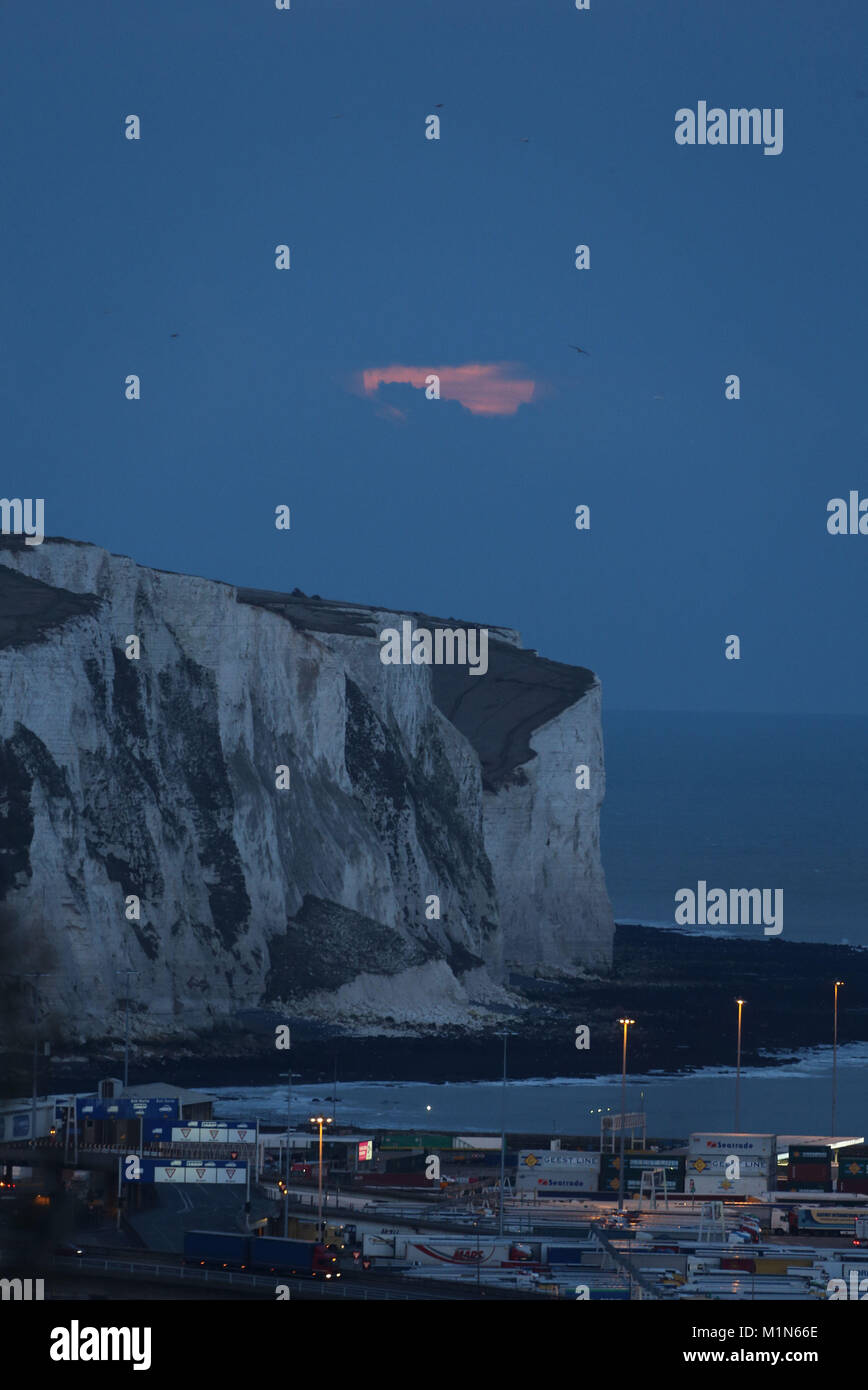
3;0;866;713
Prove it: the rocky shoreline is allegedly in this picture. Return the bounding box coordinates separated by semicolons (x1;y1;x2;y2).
19;925;868;1096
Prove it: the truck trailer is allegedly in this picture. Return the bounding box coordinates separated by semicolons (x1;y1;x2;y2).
183;1230;251;1270
183;1230;339;1278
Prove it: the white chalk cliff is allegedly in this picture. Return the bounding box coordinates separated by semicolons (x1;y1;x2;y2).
0;537;613;1044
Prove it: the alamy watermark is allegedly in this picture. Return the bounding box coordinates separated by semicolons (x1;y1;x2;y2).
675;103;783;156
1;1277;44;1300
827;491;868;535
674;881;783;936
49;1321;151;1370
828;1272;868;1299
379;620;488;676
0;497;44;546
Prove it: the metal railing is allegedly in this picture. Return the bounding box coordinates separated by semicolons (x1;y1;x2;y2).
54;1256;412;1299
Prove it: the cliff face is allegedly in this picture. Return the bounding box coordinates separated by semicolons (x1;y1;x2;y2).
0;538;613;1044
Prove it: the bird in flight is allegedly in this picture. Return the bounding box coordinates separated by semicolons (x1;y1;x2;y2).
519;136;530;142
170;333;179;339
569;345;590;355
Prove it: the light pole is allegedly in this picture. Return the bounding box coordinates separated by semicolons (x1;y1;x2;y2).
735;999;745;1132
310;1115;333;1240
20;973;53;1138
121;970;138;1089
833;981;844;1138
498;1030;510;1237
617;1018;635;1213
280;1069;300;1235
279;1069;296;1183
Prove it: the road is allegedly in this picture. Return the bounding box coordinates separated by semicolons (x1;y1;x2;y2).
40;1253;535;1300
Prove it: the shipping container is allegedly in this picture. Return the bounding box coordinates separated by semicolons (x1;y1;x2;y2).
598;1154;684;1194
517;1151;600;1193
689;1133;776;1158
687;1154;770;1174
685;1174;769;1198
839;1157;868;1176
788;1146;831;1164
789;1164;832;1182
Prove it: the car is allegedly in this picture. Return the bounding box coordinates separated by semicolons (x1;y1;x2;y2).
54;1242;84;1257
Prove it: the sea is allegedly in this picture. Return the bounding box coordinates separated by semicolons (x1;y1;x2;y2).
211;1044;868;1140
215;712;868;1139
601;709;868;946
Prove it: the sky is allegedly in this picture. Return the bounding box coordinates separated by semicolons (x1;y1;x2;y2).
2;0;866;714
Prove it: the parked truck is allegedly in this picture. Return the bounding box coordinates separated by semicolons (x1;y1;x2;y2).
796;1206;864;1237
360;1234;589;1269
183;1230;339;1279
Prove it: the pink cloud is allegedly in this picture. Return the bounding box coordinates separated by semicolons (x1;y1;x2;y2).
358;362;537;417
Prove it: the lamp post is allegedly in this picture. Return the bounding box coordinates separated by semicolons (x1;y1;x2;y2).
833;981;844;1138
280;1069;301;1235
20;973;53;1138
617;1018;635;1213
121;970;138;1089
498;1030;510;1237
310;1115;333;1240
279;1069;295;1182
735;999;745;1132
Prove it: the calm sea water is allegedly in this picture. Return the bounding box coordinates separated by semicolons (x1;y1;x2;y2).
601;710;868;945
211;1045;868;1140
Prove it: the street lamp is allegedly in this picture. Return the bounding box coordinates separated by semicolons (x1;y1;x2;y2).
279;1070;300;1235
120;970;138;1089
833;981;844;1138
617;1018;635;1213
735;1000;745;1131
498;1030;513;1237
309;1115;333;1240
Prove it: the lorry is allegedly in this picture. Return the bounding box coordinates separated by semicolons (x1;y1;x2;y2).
361;1233;593;1269
795;1205;864;1236
183;1230;339;1278
249;1235;340;1279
